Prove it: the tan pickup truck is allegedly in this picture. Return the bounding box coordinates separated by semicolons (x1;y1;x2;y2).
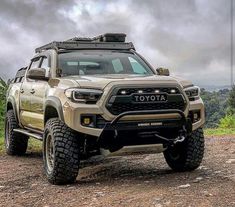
5;33;205;185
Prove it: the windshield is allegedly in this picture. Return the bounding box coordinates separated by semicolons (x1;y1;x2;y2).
58;51;154;76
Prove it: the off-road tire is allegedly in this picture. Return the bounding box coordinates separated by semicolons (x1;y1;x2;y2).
5;110;28;155
163;128;204;171
43;118;80;185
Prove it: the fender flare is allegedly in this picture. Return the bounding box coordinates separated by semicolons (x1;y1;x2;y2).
44;96;64;123
6;96;19;123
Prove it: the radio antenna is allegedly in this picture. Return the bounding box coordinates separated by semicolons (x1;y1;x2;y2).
231;0;234;87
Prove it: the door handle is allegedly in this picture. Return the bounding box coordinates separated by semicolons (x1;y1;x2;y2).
30;89;35;94
20;89;24;93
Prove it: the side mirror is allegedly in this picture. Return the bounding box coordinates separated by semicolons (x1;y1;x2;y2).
156;67;170;76
27;68;49;80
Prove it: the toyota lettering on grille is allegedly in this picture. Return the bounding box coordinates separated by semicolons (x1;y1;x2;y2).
132;93;168;103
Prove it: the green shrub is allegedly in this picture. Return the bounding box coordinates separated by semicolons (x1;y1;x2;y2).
219;115;235;129
0;77;8;123
0;77;8;148
200;88;229;128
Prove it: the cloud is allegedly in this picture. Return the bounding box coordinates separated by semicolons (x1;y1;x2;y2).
0;0;78;78
0;0;232;86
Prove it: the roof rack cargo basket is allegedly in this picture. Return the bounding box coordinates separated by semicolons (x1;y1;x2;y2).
93;33;126;42
67;33;126;43
35;33;133;53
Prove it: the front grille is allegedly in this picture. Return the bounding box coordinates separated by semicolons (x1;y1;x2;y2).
106;87;186;115
108;102;185;115
116;87;180;95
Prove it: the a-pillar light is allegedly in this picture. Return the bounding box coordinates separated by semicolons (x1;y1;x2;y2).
170;89;176;94
120;90;126;95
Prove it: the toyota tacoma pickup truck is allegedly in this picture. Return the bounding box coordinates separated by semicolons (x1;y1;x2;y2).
5;33;205;185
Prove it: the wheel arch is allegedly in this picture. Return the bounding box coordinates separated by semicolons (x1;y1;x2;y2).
44;97;64;125
6;96;18;123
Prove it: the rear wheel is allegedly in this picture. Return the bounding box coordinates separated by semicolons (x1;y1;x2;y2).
5;110;28;155
43;118;80;185
163;128;204;171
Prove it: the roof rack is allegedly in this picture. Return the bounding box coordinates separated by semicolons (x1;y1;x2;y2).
35;33;135;53
13;67;27;83
15;67;27;78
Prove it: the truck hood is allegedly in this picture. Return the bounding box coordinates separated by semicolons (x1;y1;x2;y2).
59;74;193;89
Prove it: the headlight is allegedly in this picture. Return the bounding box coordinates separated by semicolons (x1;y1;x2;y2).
184;86;200;101
65;88;103;104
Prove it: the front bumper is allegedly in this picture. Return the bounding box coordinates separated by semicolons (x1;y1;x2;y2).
189;98;205;130
63;96;205;138
98;109;192;149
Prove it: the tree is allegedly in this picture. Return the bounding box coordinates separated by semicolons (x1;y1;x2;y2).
201;89;229;128
227;85;235;115
0;77;9;123
0;77;8;100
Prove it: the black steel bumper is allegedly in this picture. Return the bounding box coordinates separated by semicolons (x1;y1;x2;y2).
98;109;192;149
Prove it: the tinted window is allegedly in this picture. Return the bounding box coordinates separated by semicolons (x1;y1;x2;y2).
30;57;41;69
58;51;153;76
129;57;147;74
112;58;124;73
41;57;49;70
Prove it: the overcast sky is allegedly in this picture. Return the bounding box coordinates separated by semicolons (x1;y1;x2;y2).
0;0;233;86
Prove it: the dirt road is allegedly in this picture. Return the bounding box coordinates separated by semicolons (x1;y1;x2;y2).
0;137;234;207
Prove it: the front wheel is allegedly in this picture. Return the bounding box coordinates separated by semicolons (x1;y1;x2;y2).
43;118;80;185
163;128;204;171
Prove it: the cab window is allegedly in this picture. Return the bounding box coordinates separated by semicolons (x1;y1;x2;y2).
128;57;147;74
112;58;124;73
30;57;41;69
40;57;49;70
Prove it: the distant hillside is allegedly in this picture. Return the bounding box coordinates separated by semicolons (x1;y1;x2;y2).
201;88;230;128
200;85;231;92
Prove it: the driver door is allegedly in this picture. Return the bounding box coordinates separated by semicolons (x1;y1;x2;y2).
19;57;41;128
30;56;50;131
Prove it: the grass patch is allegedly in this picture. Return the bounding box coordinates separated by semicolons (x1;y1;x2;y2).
204;128;235;136
0;128;4;154
0;122;5;154
28;138;42;152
